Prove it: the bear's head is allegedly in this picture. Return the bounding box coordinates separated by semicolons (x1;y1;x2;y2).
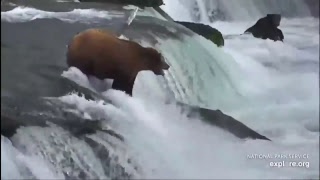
266;14;281;27
142;47;170;76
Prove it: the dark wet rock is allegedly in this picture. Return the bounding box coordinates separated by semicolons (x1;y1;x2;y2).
244;14;284;42
79;0;164;8
176;102;271;141
175;21;225;47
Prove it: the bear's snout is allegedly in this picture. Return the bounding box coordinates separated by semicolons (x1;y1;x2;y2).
162;61;170;70
161;56;170;70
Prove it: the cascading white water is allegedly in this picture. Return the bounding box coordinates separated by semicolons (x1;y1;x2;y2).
161;0;319;122
1;0;319;179
195;0;210;23
177;0;313;22
61;6;319;177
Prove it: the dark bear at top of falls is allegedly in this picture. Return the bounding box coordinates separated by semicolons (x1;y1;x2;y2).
66;28;170;96
78;0;164;8
244;14;284;42
175;21;225;47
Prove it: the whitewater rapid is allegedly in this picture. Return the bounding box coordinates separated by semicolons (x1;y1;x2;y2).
1;0;319;179
58;7;320;178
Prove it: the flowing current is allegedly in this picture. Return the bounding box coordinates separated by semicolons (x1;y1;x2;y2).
1;0;319;179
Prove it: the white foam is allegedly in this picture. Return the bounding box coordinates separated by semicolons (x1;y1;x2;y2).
175;0;312;22
59;64;319;179
1;6;121;23
161;0;193;21
1;136;61;179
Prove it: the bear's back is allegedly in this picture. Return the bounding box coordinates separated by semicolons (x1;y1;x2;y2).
67;29;144;79
67;29;124;63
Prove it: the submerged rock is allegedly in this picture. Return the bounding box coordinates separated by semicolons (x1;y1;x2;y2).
1;112;102;139
176;102;271;141
0;96;121;140
78;0;164;8
244;14;284;42
175;21;224;47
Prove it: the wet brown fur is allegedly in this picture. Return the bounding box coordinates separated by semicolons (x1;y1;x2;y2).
66;29;169;96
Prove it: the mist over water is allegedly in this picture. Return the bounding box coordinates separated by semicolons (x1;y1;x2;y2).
1;0;319;179
174;0;315;22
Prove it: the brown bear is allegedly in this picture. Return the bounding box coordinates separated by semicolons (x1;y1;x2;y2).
66;29;170;96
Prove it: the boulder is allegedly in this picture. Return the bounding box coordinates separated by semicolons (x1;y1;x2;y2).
244;14;284;42
176;102;271;141
175;21;224;47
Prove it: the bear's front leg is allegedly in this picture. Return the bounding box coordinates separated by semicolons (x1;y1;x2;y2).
111;73;135;96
